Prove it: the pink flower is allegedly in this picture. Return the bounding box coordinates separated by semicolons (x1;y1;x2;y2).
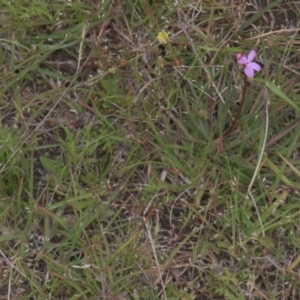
237;50;261;78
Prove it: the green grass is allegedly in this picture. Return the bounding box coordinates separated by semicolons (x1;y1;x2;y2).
1;0;300;299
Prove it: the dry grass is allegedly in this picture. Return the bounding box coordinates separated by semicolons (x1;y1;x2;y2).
1;0;300;299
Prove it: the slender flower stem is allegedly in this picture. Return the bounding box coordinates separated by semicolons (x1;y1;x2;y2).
223;73;248;138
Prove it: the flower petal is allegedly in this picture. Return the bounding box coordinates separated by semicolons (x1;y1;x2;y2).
247;50;256;62
249;62;261;71
157;31;169;44
244;66;254;77
237;56;248;65
236;53;243;60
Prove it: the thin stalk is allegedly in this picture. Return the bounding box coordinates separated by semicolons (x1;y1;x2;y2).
247;88;270;237
223;73;248;138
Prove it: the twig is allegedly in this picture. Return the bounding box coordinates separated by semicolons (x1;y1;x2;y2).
145;216;167;300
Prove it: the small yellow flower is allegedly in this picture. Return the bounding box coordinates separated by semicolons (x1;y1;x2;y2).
108;67;117;74
156;30;169;44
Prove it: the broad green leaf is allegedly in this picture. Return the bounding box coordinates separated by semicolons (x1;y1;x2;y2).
40;156;55;172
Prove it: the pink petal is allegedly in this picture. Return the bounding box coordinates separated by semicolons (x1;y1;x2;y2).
236;53;243;60
248;62;261;71
237;56;248;65
244;65;254;77
247;50;256;62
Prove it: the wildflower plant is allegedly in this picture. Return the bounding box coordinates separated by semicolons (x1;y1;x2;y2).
237;50;261;78
218;49;261;148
